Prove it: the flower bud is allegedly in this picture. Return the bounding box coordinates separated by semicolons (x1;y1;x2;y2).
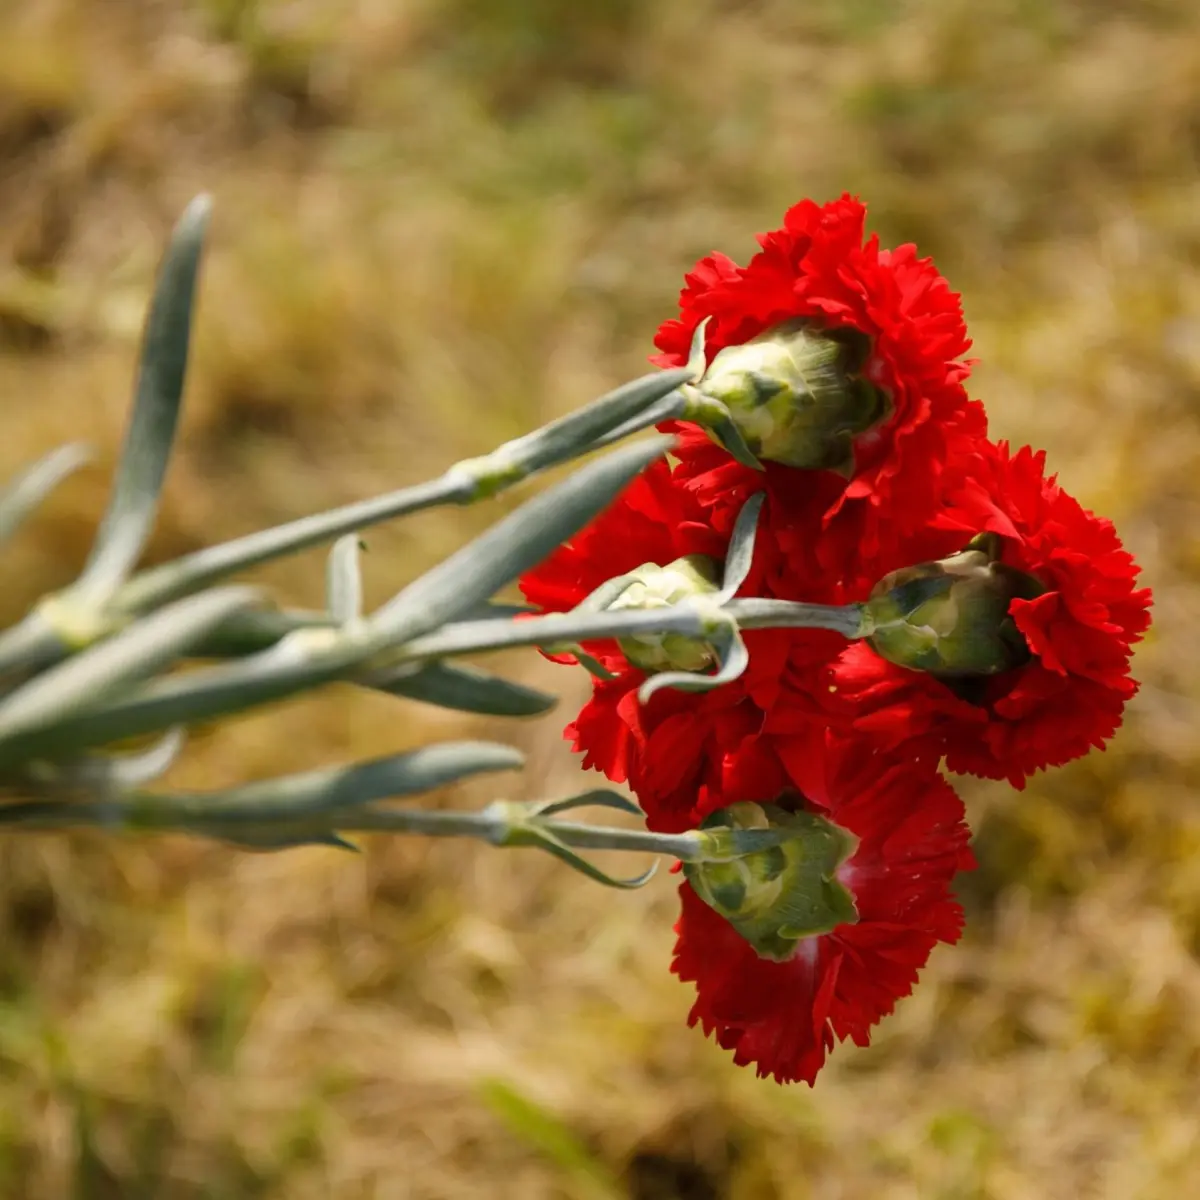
608;555;721;672
864;534;1045;678
684;801;859;962
689;319;891;475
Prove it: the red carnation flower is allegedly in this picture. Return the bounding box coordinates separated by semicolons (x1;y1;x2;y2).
652;194;986;575
673;738;973;1085
834;440;1153;786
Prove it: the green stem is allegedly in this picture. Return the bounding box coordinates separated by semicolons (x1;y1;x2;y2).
116;475;464;612
731;598;867;637
0;792;701;857
304;807;709;861
511;817;701;859
390;598;866;663
114;371;693;615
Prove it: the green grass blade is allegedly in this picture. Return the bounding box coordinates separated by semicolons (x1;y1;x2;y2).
479;1079;623;1199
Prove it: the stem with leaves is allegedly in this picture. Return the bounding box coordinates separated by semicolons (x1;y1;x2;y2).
0;194;874;890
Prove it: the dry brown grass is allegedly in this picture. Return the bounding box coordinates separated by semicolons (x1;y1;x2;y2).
1;0;1198;1196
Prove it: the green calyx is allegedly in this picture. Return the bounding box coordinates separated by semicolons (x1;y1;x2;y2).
687;319;891;475
608;555;722;672
864;533;1046;678
684;801;859;962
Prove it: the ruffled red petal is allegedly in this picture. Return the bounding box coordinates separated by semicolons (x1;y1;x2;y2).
652;194;985;566
563;666;790;833
832;440;1153;786
672;740;972;1084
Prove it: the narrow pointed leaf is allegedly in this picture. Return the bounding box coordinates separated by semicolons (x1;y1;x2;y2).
530;788;644;818
471;367;692;482
191;607;332;658
0;811;344;851
590;389;688;452
0;612;66;680
0;630;368;763
108;726;188;787
0;743;525;837
523;830;659;889
371;660;557;717
371;436;674;644
2;598;863;763
88;727;187;789
574;651;617;680
215;830;360;851
717;493;763;602
571;575;634;615
637;624;749;703
706;409;763;471
163;741;525;822
30;595;691;761
0;443;92;548
23;726;187;793
0;584;260;748
326;535;364;625
75;196;212;601
686;318;710;378
463;601;536;620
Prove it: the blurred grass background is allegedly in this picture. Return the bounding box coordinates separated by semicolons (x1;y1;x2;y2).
1;0;1198;1196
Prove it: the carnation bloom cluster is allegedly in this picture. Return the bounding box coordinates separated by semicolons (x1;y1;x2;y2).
521;195;1152;1084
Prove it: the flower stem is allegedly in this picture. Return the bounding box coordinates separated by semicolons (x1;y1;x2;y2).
115;371;692;614
507;817;699;859
388;598;866;664
731;598;867;637
0;791;730;862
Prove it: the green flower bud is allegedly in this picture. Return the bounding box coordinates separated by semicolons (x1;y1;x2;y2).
864;534;1045;678
609;555;722;673
684;801;859;962
688;319;891;475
